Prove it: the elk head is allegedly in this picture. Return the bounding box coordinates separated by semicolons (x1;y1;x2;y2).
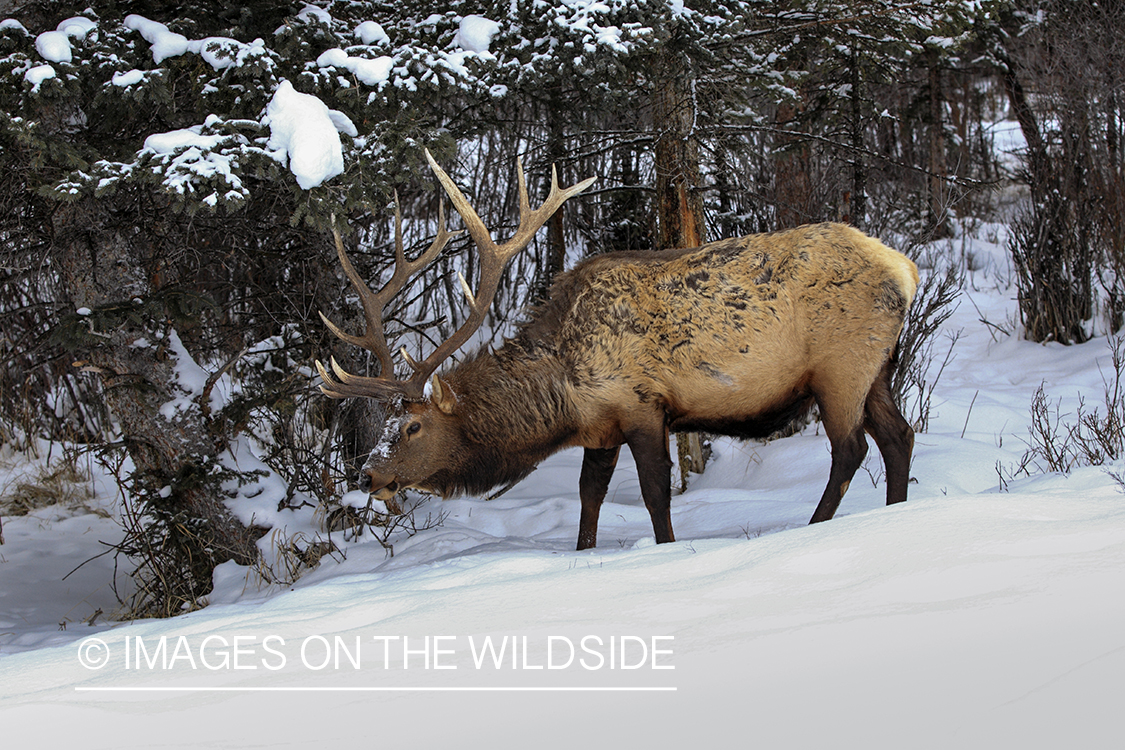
316;150;594;501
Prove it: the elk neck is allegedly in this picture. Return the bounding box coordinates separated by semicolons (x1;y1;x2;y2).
433;341;580;495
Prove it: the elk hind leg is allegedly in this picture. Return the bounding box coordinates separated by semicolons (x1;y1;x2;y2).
626;426;675;544
863;361;914;506
809;393;869;524
577;447;620;550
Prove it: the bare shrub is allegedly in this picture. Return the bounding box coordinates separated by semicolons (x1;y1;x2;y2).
324;493;448;558
1010;196;1093;345
1023;337;1125;484
245;491;448;586
251;529;343;589
892;263;963;431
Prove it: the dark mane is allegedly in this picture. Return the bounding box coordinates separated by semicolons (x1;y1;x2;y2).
436;344;578;497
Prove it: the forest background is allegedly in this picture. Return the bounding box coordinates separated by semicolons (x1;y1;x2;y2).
1;0;1122;616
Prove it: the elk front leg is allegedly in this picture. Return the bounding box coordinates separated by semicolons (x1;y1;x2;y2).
626;426;675;544
577;447;620;550
809;391;869;524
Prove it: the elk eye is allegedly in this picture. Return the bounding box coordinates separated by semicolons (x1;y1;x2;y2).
405;421;421;437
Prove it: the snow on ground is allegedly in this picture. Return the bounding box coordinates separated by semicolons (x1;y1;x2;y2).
2;223;1124;748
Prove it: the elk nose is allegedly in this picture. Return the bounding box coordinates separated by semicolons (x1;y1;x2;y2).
358;469;374;492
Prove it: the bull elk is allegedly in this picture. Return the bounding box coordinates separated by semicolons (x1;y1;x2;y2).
317;151;918;550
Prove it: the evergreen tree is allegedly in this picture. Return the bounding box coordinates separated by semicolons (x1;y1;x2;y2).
0;1;498;612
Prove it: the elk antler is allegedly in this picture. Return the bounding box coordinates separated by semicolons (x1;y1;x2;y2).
315;197;457;400
317;150;596;401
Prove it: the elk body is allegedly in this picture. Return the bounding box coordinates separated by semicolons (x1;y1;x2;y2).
319;152;919;550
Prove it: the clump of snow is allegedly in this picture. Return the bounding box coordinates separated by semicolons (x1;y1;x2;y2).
315;48;394;87
34;30;72;63
111;69;145;87
123;14;189;63
265;80;354;189
355;20;389;46
316;47;349;68
296;3;332;25
594;25;628;53
453;15;500;53
120;16;267;71
188;36;249;70
143;126;224;155
326;109;358;138
339;490;388;516
546;0;636;56
56;16;96;39
340;489;372;509
133;119;246;201
1;18;29;34
24;64;55;90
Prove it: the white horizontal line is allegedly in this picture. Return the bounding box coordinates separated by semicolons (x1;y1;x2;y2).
76;686;676;693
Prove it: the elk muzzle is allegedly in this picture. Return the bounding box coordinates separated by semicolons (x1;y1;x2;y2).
360;468;399;501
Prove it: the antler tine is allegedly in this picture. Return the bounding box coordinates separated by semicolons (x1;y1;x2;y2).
515;156;531;225
316;357;404;399
424;149;596;266
317;202;460;400
507;159;597;262
402;150;595;391
318;222;395;377
395;197;459;279
424;149;495;259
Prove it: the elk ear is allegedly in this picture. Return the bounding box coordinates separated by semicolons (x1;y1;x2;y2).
430;375;456;415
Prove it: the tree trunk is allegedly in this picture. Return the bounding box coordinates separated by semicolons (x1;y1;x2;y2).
653;56;705;251
52;196;260;611
542;96;568;298
713;137;736;238
848;48;867;230
928;58;951;237
604;144;651;253
997;51;1050;198
774;99;812;228
652;46;707;484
